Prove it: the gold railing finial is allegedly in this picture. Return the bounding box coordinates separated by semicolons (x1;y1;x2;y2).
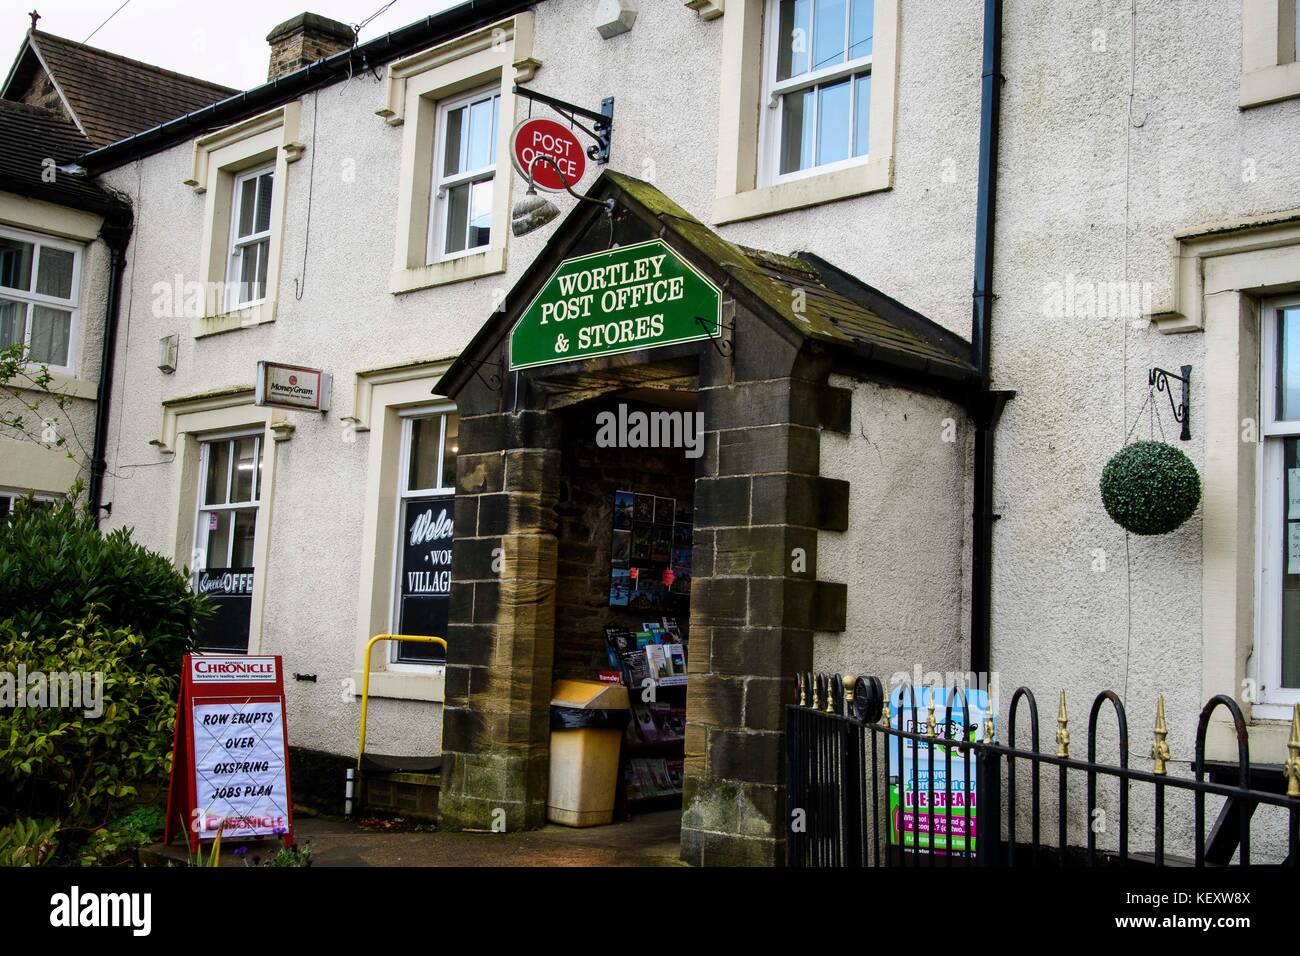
843;677;856;716
797;673;806;708
982;711;995;745
826;677;837;714
811;676;820;712
1056;690;1070;758
1151;693;1170;776
927;696;938;740
882;698;891;730
1285;702;1300;799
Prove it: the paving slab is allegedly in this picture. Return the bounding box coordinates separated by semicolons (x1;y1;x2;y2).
142;810;687;867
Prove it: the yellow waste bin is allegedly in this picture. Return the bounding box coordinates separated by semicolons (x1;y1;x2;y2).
547;679;630;827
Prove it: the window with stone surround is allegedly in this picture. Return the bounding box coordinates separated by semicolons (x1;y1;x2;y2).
346;359;456;703
713;0;898;225
1257;295;1300;709
184;103;304;338
380;13;539;294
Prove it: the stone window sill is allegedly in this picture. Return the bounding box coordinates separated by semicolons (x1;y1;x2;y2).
1241;61;1300;108
390;246;506;294
194;301;277;338
713;156;892;225
351;668;445;703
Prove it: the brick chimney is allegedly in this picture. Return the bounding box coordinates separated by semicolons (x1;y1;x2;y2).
266;13;354;81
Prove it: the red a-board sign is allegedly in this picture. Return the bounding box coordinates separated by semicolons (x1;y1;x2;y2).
511;117;587;192
164;654;294;851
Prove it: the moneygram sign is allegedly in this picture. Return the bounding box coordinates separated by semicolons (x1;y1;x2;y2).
255;361;332;411
509;239;721;371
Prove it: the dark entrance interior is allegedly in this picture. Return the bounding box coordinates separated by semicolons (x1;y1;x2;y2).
552;386;697;824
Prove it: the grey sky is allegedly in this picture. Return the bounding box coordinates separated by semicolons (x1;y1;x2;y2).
2;1;466;92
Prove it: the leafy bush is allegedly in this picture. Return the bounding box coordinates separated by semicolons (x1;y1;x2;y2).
0;496;211;671
0;614;178;824
75;807;165;866
1100;441;1202;535
112;804;165;840
0;817;59;866
77;825;151;866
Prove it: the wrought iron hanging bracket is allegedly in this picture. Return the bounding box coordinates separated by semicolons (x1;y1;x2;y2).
512;86;614;164
695;314;734;356
1149;364;1192;441
453;357;501;393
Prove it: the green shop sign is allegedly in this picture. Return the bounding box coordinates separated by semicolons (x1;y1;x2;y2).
509;239;721;371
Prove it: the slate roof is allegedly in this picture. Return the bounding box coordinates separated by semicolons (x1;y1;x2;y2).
439;171;978;399
3;30;237;148
0;99;123;215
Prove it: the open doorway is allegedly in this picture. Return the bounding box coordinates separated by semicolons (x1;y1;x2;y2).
552;388;698;829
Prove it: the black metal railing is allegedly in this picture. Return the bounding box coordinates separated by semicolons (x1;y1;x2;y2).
785;673;1300;867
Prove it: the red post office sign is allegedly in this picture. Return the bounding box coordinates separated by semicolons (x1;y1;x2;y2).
164;654;294;851
511;117;587;192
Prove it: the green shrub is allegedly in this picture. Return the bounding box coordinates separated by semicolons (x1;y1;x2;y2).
0;614;178;825
76;825;151;866
0;817;59;866
1100;441;1202;535
0;496;211;671
112;805;165;840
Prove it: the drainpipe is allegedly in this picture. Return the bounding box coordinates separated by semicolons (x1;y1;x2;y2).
969;0;1012;675
88;209;133;528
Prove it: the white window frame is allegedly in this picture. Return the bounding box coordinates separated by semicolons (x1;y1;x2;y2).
1256;294;1300;714
224;164;275;313
389;405;457;670
0;224;82;374
427;86;500;265
0;487;59;521
192;429;263;600
758;0;874;188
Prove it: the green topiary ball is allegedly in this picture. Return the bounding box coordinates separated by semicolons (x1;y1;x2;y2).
1100;441;1202;535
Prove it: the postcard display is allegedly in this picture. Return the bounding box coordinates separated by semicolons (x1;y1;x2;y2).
606;490;691;808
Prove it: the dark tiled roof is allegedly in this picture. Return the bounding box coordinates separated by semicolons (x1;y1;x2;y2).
438;171;977;399
0;99;121;214
603;171;977;383
12;31;237;147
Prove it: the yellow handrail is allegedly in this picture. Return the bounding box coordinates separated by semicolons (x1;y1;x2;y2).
357;634;448;770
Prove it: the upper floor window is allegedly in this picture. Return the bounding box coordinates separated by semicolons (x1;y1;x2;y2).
226;165;274;311
0;226;80;371
1257;296;1300;707
761;0;874;184
428;87;499;263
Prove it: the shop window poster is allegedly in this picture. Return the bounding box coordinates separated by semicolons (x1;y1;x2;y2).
653;496;675;525
634;493;654;523
614;490;635;529
611;528;631;566
632;522;653;560
887;685;993;856
651;524;672;563
609;568;631;606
